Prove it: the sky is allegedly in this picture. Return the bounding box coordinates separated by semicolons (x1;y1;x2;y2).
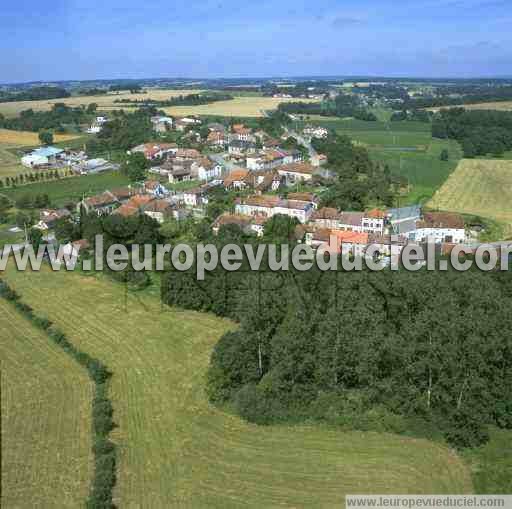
1;0;511;83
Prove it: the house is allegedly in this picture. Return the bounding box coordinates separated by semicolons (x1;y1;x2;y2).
228;139;256;156
287;192;318;208
277;162;315;184
130;143;177;160
223;168;249;190
35;208;71;230
196;157;222;181
143;199;175;223
174;116;202;131
151;116;173;133
298;226;369;256
207;131;226;148
166;160;197;183
362;209;386;234
113;194;155;218
77;158;117;174
180;187;208;207
21;146;64;168
235;195;315;223
262;138;281;150
212;212;267;237
230;124;255;143
110;186;138;203
144;180;169;197
174;148;202;161
410;212;466;244
245;170;281;193
79;191;119;215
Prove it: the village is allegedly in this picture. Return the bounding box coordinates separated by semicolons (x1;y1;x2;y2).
12;111;470;263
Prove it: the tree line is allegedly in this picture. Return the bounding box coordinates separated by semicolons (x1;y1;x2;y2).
0;86;70;103
278;95;377;121
0;280;117;508
113;93;233;107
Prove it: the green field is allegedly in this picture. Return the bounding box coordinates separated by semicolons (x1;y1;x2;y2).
1;171;130;207
2;266;473;507
304;116;461;204
0;297;93;507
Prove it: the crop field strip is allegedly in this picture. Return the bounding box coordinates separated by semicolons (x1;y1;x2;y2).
3;266;473;508
0;297;93;508
428;159;512;233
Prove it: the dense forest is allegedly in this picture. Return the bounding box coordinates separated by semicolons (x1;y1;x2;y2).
162;250;512;451
0;103;94;132
278;95;377;121
0;86;70;103
390;109;431;122
432;108;512;157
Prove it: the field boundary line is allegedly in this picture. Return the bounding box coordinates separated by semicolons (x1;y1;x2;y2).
0;278;117;509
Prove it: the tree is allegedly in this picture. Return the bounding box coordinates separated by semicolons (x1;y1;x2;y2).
38;129;54;145
122;152;149;182
462;139;477;158
86;103;98;114
440;149;449;161
28;227;43;251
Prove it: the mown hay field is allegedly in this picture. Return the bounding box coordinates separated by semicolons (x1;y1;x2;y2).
428;159;512;232
2;266;473;508
0;296;93;508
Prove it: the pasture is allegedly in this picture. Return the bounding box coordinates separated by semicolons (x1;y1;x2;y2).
0;297;93;508
428;159;512;235
1;171;130;207
2;266;473;508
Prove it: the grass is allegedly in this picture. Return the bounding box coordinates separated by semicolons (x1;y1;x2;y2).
0;296;93;507
428;158;512;237
0;129;82;179
1;171;130;207
0;223;24;248
2;266;473;507
463;428;512;493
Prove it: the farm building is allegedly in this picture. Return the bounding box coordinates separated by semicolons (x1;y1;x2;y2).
21;146;64;168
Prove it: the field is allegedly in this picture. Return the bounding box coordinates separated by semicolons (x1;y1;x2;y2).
428;101;512;112
0;89;204;117
305;117;462;204
428;159;512;236
2;266;473;507
0;297;93;507
0;90;317;119
0;128;82;178
1;171;130;207
163;96;318;118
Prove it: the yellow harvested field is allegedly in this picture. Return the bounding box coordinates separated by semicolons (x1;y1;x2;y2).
0;128;80;145
163;96;317;117
0;89;204;117
428;159;512;227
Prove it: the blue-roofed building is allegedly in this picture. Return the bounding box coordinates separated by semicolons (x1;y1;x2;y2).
21;146;64;168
